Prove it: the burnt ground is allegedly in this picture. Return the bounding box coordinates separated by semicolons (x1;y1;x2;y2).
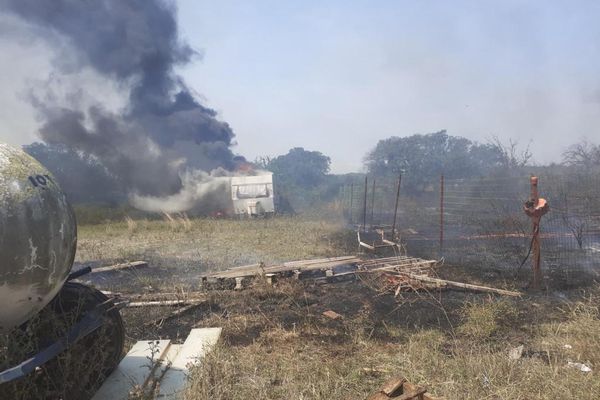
5;216;599;400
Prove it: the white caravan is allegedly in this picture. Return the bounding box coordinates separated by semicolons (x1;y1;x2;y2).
230;173;275;216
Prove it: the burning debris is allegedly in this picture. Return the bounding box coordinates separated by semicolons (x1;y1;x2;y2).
1;0;245;212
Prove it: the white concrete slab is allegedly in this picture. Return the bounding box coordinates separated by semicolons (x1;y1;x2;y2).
157;327;222;399
92;339;171;400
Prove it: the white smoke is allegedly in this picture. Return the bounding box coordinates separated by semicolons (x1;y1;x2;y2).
129;169;230;213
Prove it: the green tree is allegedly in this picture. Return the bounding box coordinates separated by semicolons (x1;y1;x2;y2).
364;131;506;189
257;148;333;212
265;147;331;187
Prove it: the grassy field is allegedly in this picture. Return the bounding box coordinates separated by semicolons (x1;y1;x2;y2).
75;216;354;292
73;216;600;399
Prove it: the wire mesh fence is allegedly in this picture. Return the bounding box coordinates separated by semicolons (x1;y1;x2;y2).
340;172;600;286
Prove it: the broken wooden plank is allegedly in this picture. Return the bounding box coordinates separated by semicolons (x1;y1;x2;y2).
219;257;359;277
143;302;206;328
327;259;437;279
322;310;343;320
206;257;361;279
402;382;441;400
127;299;205;308
380;377;406;396
125;292;207;301
91;261;148;274
359;257;428;268
359;256;414;264
392;269;522;297
282;256;359;267
367;376;442;400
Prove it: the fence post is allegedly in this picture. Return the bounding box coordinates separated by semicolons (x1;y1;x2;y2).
391;173;402;239
370;178;376;227
439;174;445;258
349;183;354;225
524;176;549;290
362;176;368;231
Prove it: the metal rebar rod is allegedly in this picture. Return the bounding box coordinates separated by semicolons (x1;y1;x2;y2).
440;174;445;257
370;178;376;227
362;176;368;231
391;174;402;238
349;183;354;224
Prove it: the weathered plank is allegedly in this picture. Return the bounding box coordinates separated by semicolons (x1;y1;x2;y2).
127;299;205;307
91;261;148;274
393;269;522;297
206;257;361;279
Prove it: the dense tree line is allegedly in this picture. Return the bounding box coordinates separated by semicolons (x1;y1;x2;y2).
364;131;533;191
22;133;599;212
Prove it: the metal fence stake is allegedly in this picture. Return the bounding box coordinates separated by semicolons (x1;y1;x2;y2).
439;174;445;257
391;174;402;239
370;178;376;227
362;176;368;231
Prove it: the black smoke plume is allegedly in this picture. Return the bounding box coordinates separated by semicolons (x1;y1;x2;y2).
1;0;239;208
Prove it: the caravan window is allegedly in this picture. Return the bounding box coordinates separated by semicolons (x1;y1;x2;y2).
234;184;270;199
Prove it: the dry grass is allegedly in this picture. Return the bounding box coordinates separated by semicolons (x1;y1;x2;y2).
77;216;353;270
71;215;600;399
184;282;600;400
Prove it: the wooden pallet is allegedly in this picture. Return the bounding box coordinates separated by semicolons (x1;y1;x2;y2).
92;327;221;400
201;255;438;289
202;256;360;284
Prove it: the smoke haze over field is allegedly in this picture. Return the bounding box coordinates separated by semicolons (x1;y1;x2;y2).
2;1;600;175
0;0;239;211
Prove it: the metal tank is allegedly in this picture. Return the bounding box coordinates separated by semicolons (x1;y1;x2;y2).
0;143;77;330
0;143;124;397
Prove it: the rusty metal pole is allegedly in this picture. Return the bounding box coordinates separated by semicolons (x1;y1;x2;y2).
349;183;354;224
523;176;549;290
391;174;402;239
370;178;376;227
440;174;445;257
362;176;368;231
530;177;542;290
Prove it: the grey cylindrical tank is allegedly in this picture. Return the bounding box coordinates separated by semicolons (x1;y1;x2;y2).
0;143;76;330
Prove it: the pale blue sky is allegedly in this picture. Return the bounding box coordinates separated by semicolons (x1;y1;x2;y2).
2;1;600;172
175;0;600;172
